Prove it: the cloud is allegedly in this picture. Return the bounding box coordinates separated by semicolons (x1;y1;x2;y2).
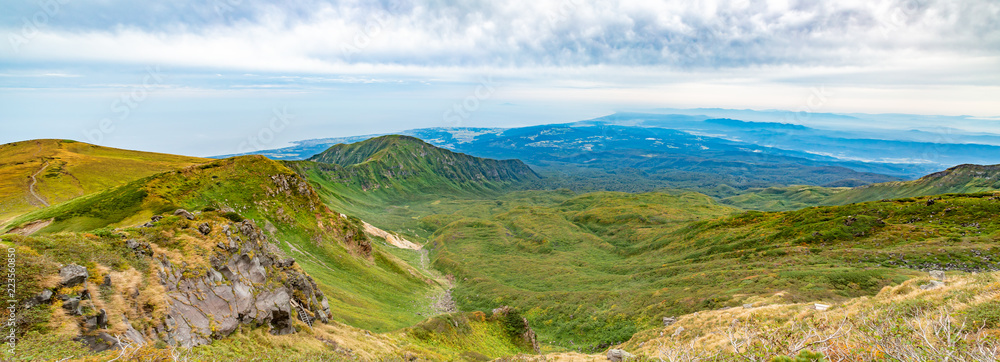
2;0;998;71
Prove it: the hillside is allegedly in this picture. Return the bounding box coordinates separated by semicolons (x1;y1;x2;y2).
288;135;541;239
525;271;1000;361
420;190;1000;351
726;163;1000;211
3;156;438;333
0;139;208;225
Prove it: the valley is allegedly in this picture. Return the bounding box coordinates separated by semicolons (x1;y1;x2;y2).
2;132;1000;361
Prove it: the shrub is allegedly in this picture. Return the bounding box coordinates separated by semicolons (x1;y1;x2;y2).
222;212;244;222
771;350;826;362
964;300;1000;328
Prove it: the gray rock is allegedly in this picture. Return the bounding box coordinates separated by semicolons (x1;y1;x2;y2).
662;316;677;327
198;223;212;236
151;215;163;222
920;280;945;290
120;314;146;345
63;297;82;315
173;209;195;220
930;270;946;281
276;258;296;268
25;289;53;308
743;303;754;309
60;264;89;287
77;332;121;352
158;220;332;348
126;239;152;256
84;309;107;330
607;348;633;362
101;275;112;287
97;309;108;328
672;326;685;337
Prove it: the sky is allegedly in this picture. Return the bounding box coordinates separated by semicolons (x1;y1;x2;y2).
1;0;998;157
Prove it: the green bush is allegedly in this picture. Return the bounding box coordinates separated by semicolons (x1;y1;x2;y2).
771;350;826;362
222;212;244;222
964;300;1000;328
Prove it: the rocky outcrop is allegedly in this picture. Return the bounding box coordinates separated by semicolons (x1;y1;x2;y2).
125;239;152;256
607;348;634;362
173;209;195;220
159;219;332;348
198;222;212;236
59;264;89;287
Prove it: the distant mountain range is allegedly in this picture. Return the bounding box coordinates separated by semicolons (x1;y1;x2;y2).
216;112;1000;194
216;112;1000;179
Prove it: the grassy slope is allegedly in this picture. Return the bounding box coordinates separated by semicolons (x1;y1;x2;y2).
1;218;534;361
724;164;1000;211
0;139;208;225
618;271;1000;361
424;190;1000;351
5;156;435;333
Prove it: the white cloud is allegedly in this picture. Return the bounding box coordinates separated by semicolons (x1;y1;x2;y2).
2;0;997;69
0;0;998;118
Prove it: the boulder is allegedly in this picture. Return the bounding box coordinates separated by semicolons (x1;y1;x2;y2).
151;215;163;222
101;275;112;287
63;297;82;315
930;270;946;281
173;209;195;220
607;349;633;362
25;289;53;308
662;316;677;327
59;264;89;287
672;326;685;337
920;280;945;290
84;309;108;330
198;223;212;236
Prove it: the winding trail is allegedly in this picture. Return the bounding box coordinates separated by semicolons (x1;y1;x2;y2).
28;162;50;207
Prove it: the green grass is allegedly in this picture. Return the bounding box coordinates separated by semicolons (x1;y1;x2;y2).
0;139;207;225
415;191;1000;351
5;155;436;333
724;164;1000;211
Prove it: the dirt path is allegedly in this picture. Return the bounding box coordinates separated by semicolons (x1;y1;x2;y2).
28;161;50;207
362;221;422;250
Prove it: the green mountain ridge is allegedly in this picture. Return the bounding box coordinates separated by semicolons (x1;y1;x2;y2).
724;163;1000;211
288;135;542;241
307;135;539;189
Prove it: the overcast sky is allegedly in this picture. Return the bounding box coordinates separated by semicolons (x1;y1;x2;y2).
1;0;998;156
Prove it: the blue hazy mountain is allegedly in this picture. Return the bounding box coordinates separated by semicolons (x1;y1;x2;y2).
214;111;1000;193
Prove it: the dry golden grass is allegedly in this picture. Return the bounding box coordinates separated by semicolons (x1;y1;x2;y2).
0;139;208;226
615;271;1000;361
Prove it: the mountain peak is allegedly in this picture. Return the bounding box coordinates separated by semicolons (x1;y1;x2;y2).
921;163;1000;181
302;134;538;194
